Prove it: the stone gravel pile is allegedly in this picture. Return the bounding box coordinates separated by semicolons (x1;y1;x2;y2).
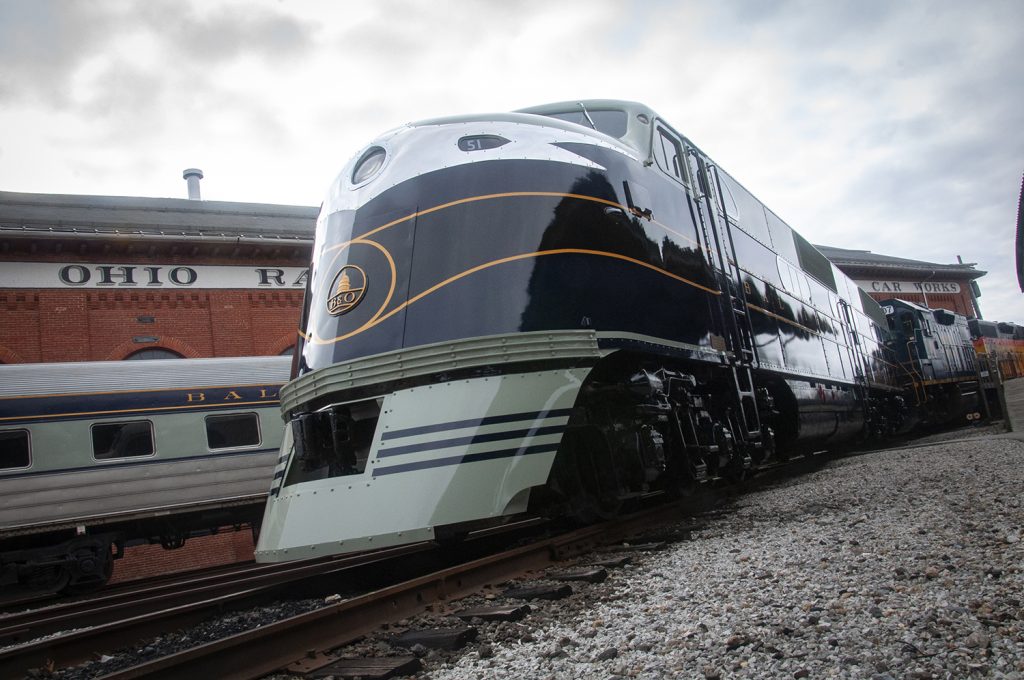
418;436;1024;679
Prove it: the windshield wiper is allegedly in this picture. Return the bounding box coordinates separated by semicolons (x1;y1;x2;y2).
577;102;597;130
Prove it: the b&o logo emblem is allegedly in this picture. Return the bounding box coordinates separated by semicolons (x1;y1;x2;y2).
326;265;368;316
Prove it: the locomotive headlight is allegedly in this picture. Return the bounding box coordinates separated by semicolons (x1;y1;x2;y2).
351;146;387;185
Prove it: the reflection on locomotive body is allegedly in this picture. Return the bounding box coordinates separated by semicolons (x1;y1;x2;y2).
882;299;980;425
0;356;289;593
256;100;979;563
971;318;1024;382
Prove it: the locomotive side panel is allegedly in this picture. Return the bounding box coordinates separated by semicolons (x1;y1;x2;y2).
730;228;787;369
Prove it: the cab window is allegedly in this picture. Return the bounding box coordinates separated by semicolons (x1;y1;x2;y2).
654;126;685;184
543;109;628;138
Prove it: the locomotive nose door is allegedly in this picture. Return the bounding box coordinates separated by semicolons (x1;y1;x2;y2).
299;204;418;372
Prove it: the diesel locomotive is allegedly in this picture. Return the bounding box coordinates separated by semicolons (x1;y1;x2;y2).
255;100;970;563
881;298;982;426
0;356;289;593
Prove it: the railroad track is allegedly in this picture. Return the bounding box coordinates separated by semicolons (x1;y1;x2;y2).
0;542;436;677
0;555;309;615
0;550;395;646
0;557;296;616
0;503;692;679
94;504;688;680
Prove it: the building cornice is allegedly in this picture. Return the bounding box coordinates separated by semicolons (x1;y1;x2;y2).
816;244;985;279
0;190;318;244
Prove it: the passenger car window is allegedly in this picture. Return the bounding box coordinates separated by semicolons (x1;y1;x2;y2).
0;430;30;469
92;421;154;460
206;413;261;450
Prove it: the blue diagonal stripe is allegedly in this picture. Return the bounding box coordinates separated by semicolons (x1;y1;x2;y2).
373;443;560;476
377;424;564;458
380;408;572;442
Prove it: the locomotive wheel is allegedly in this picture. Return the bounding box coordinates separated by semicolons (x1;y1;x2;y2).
27;565;71;593
62;556;113;595
725;460;749;483
556;426;623;523
60;538;115;595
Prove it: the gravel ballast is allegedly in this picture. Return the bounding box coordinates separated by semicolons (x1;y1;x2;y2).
419;436;1024;679
40;432;1024;679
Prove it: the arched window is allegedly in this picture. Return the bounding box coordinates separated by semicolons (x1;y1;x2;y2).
124;348;185;360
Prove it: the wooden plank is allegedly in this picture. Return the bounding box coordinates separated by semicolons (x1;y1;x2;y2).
592;555;631;568
501;583;573;600
635;525;702;543
390;626;477;650
309;656;421;679
550;567;608;584
454;605;531;622
596;541;666;553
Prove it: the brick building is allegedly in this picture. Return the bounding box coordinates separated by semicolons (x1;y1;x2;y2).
0;186;317;582
0;189;317;364
817;245;986;319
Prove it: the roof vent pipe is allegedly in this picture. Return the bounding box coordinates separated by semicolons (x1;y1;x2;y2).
182;168;204;200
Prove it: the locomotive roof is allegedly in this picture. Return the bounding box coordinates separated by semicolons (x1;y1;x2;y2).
404;100;663;158
0;355;291;398
406;106;644;157
880;297;962;318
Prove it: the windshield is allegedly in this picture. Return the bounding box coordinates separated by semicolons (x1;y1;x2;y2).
541;108;628;139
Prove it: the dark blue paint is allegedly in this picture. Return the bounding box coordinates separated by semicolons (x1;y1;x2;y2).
0;385;282;425
372;443;561;477
381;408;573;441
377;425;565;458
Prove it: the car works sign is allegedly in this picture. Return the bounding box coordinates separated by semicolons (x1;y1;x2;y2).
0;263;310;289
855;279;962;294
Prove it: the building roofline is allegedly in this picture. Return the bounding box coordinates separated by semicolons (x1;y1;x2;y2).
816;244;986;279
0;190;318;243
0;190;319;218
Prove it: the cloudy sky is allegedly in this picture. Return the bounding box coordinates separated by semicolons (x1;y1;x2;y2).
1;0;1021;320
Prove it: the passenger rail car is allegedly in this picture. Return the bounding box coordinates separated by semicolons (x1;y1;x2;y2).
882;299;981;425
0;356;289;593
257;100;910;563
